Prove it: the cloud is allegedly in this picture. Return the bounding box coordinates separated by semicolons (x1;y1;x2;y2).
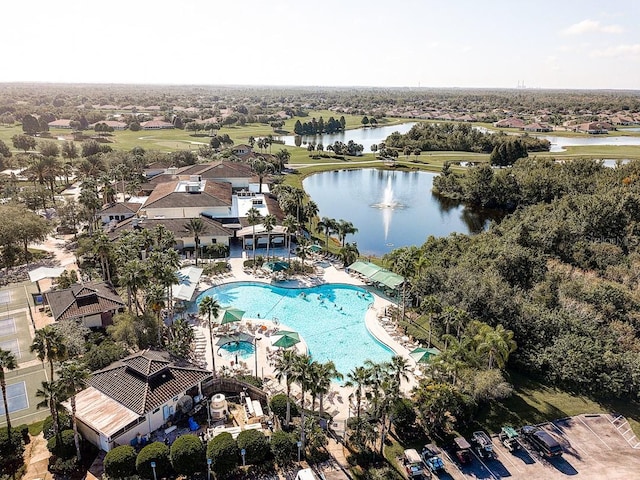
591;44;640;58
562;19;624;35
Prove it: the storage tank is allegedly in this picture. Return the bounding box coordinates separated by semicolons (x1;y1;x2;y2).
210;393;228;420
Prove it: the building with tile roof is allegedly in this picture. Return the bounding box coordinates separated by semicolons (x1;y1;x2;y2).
43;281;126;328
70;350;211;451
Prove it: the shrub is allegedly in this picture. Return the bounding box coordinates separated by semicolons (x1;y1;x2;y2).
47;429;77;459
136;442;171;479
0;429;25;476
269;430;297;466
42;411;72;440
48;455;79;476
104;445;137;479
15;424;29;445
391;397;417;434
170;434;205;476
237;429;269;465
269;393;298;420
206;432;238;476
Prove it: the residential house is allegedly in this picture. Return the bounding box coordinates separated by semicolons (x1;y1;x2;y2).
98;202;143;225
523;122;552;132
48;119;73;129
43;282;125;328
68;350;211;451
140;120;174;130
494;117;526;129
574;122;614;134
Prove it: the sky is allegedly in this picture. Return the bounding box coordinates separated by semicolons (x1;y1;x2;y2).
3;0;639;90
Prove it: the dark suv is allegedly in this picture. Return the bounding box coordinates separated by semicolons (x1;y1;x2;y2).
520;425;563;458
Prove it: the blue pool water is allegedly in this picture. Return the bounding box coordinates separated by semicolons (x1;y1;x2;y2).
219;341;254;360
194;282;393;375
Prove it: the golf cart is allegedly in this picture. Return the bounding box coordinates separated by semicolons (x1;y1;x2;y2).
453;436;473;465
403;449;430;478
498;426;521;452
471;431;495;459
421;444;445;473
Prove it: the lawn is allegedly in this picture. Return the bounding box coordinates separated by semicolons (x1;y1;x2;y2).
473;371;640;437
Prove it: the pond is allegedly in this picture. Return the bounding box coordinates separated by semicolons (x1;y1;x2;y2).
540;135;640;152
277;122;417;153
303;169;501;256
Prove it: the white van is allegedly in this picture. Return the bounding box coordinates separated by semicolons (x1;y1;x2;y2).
295;468;319;480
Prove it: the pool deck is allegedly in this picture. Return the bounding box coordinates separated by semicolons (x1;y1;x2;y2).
192;254;422;424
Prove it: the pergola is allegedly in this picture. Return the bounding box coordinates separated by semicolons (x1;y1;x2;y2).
236;224;287;250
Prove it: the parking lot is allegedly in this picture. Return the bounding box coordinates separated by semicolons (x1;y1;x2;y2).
414;414;640;479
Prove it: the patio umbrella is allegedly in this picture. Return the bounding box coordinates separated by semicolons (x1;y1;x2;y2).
219;307;245;325
409;347;440;364
273;332;301;349
273;330;300;341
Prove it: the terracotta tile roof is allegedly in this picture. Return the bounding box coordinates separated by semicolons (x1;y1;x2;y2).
44;282;125;322
89;350;211;415
143;180;232;209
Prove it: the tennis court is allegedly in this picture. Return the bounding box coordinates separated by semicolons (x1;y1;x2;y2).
0;381;28;415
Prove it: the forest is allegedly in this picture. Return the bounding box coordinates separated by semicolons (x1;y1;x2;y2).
386;158;640;403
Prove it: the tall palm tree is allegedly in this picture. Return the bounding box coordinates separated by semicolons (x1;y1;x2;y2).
316;217;337;254
144;283;166;345
57;361;89;460
345;366;371;439
246;207;262;270
273;350;298;428
303;201;319;232
199;296;221;375
184;217;208;266
293;354;313;450
93;231;113;283
336;220;358;247
118;259;148;315
251;158;273;194
315;361;342;416
31;326;67;383
283;215;298;263
0;348;18;443
339;242;359;267
36;380;65;441
262;214;276;261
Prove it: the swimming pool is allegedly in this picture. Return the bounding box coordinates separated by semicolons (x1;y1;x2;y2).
219;340;254;360
194;282;393;375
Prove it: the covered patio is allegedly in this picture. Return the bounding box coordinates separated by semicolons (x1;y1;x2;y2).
236;224;287;251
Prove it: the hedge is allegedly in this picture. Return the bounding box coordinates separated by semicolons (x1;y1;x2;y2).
104;445;137;479
136;442;171;479
170;434;205;476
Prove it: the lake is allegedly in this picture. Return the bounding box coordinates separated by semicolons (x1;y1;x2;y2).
303;169;500;256
540;135;640;153
277;122;417;153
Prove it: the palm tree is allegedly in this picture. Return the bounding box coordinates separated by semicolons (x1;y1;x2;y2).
31;326;67;383
345;366;371;439
251;158;273;194
184;217;208;266
339;242;359;266
93;231;112;283
336;220;358;247
475;324;517;369
246;207;262;270
314;361;342;416
283;215;298;263
303;201;319;231
262;214;277;261
199;296;221;375
118;259;148;315
57;361;89;460
316;217;337;254
36;380;65;441
145;283;166;345
273;350;298;428
0;348;18;443
293;354;313;450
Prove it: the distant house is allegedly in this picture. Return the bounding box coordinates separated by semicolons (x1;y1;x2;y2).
44;282;125;328
494;117;526;129
231;144;253;156
68;350;211;451
574;122;613;134
89;120;128;130
523;122;552;132
140;120;174;130
48;119;73;129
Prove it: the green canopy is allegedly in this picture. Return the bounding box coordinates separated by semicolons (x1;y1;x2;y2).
219;307;245;324
409;347;440;364
370;270;404;289
273;330;300;340
273;332;301;349
348;261;383;278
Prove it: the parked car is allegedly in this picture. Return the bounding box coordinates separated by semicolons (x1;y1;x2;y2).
520;425;563;458
403;449;431;478
498;426;521;452
471;431;496;459
453;436;473;465
421;444;445;473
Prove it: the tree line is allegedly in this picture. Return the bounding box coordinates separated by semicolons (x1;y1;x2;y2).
293;116;346;135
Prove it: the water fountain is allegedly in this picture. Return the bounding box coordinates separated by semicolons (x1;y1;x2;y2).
372;176;404;243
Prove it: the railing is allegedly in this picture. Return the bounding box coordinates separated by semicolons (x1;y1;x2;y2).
201;377;268;403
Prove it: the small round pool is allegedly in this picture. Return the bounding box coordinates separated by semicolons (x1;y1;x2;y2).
194;282;393;375
219;340;254;360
